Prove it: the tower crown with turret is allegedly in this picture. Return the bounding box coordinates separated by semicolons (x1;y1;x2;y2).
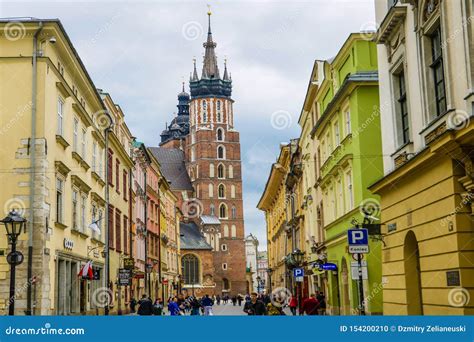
189;10;232;99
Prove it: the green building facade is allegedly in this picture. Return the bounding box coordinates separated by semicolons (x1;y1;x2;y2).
312;33;383;315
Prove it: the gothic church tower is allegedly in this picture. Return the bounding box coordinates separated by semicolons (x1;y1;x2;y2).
185;11;247;295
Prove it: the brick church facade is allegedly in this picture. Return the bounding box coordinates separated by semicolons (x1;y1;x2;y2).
154;12;247;296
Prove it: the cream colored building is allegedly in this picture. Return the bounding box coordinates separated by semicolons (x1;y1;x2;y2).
0;19;108;315
100;91;134;314
372;0;474;314
298;60;326;295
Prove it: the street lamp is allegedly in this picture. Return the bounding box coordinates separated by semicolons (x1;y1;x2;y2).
266;268;273;293
291;249;304;266
1;210;27;315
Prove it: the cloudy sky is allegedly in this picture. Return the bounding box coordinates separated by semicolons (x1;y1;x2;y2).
0;0;375;249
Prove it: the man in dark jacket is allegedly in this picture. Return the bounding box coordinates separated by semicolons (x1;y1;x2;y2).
137;294;153;315
302;293;319;315
243;292;267;315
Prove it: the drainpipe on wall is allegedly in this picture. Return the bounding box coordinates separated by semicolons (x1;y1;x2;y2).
27;21;43;316
143;169;148;296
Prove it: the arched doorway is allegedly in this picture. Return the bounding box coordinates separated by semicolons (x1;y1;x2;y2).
341;258;350;315
404;231;423;315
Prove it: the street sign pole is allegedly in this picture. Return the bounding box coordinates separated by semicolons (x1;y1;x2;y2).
357;250;365;315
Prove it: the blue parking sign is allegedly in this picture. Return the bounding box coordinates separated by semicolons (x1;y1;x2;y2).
347;228;368;245
293;268;304;277
347;228;369;253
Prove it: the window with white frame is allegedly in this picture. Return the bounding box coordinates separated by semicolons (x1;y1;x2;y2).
334;121;340;146
217;163;225;179
56;177;64;223
57;97;64;136
81;127;87;159
219;203;227;219
217;128;224;141
221;244;227;251
217;145;225;159
395;71;410;145
337;177;344;215
73;118;79;152
231;224;236;238
231;185;236;198
222;263;228;270
81;194;87;232
209;183;214;198
98;147;104;179
430;25;447;117
92;141;97;172
344;106;351;135
346;170;354;210
231;206;237;219
228;165;233;178
218;184;225;198
72;189;78;230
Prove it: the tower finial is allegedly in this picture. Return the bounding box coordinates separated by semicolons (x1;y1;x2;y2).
207;4;212;34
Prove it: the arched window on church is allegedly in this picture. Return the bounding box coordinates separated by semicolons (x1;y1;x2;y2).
232;206;237;219
223;224;229;237
228;165;233;178
218;184;225;198
231;225;236;238
219;203;227;219
231;185;236;198
223;278;230;291
216;128;224;141
217;100;222;123
203;100;208;122
182;254;199;285
217;164;225;179
217;145;225;159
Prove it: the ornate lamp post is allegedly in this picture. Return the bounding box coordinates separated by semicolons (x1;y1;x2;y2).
1;210;27;315
266;267;273;293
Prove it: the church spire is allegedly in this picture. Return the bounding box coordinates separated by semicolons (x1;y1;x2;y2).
191;57;199;81
201;8;220;79
223;58;230;81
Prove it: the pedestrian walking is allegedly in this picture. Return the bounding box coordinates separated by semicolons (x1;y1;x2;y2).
231;295;237;306
216;295;221;305
201;294;214;316
237;294;243;306
129;297;137;314
243;292;267;315
152;298;164;316
289;296;298;316
168;297;181;316
137;294;153;316
191;297;201;315
302;294;319;315
317;292;326;315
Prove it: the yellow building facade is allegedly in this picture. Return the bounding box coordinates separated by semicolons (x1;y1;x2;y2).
257;144;291;291
372;0;474;314
0;19;110;315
